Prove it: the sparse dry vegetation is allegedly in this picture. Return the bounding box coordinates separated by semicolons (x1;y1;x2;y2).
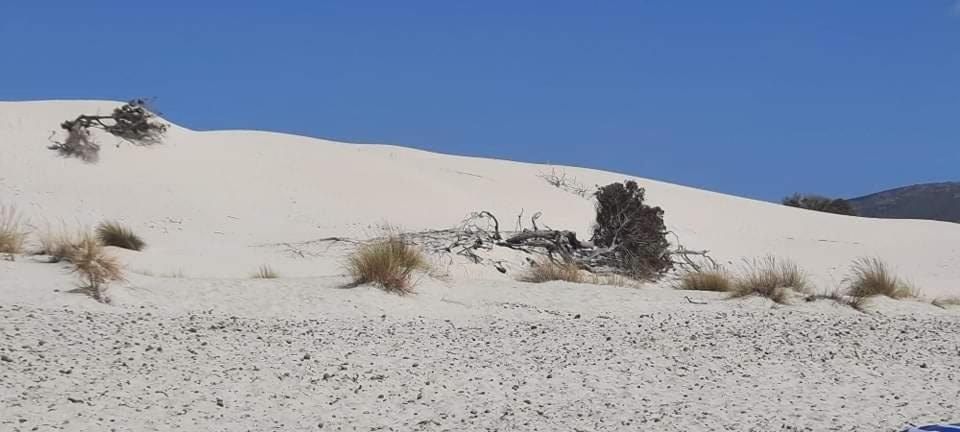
67;233;124;303
0;205;28;255
96;221;145;251
673;268;734;292
674;257;809;304
587;273;639;288
518;259;585;283
345;236;430;294
35;224;83;262
516;259;640;287
252;265;278;279
845;257;915;299
49;99;168;162
729;257;811;304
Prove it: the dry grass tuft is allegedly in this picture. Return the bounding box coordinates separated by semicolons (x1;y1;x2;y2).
730;257;811;304
931;296;960;309
0;205;29;255
518;259;585;283
673;268;734;292
845;257;915;299
345;236;430;294
35;224;83;261
96;221;145;251
252;265;278;279
67;233;124;303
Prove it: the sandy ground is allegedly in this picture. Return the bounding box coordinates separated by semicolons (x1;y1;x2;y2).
2;259;960;431
2;298;959;432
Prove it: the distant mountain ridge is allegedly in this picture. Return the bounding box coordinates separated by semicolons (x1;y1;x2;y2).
849;182;960;223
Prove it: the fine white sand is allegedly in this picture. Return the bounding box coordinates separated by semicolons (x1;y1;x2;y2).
1;100;959;431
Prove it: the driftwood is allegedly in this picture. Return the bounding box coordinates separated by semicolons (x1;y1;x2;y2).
433;210;717;278
302;210;716;281
537;168;594;198
668;231;718;272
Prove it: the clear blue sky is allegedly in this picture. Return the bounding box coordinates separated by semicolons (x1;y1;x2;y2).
2;1;958;201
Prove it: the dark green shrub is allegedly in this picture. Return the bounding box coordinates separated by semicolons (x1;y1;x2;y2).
592;181;672;278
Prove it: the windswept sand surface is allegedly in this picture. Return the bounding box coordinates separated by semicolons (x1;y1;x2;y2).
2;301;959;432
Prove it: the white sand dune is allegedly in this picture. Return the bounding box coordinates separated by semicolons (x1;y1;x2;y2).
1;100;959;431
3;100;960;294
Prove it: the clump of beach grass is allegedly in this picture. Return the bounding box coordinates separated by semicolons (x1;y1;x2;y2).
345;236;430;294
844;257;915;300
96;221;146;251
729;256;811;304
252;265;279;279
0;204;28;255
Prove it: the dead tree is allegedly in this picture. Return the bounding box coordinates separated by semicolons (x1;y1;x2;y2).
49;99;168;162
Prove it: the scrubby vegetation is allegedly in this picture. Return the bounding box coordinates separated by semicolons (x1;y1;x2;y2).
67;233;124;303
673;268;734;292
674;255;923;310
514;257;640;286
844;257;914;299
36;224;83;262
96;221;146;251
345;236;430;294
0;205;28;255
447;180;673;282
592;180;672;278
27;224;126;303
49;99;168;162
518;260;584;283
782;193;857;216
252;265;278;279
729;257;810;304
676;257;809;304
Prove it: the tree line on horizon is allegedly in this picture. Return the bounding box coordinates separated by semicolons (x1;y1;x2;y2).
781;193;857;216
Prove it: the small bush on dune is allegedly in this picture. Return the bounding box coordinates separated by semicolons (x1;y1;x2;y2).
673;268;734;292
252;265;278;279
519;259;585;283
96;221;145;251
592;180;673;278
844;257;914;299
345;236;430;294
730;257;811;304
0;205;29;255
67;233;124;303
